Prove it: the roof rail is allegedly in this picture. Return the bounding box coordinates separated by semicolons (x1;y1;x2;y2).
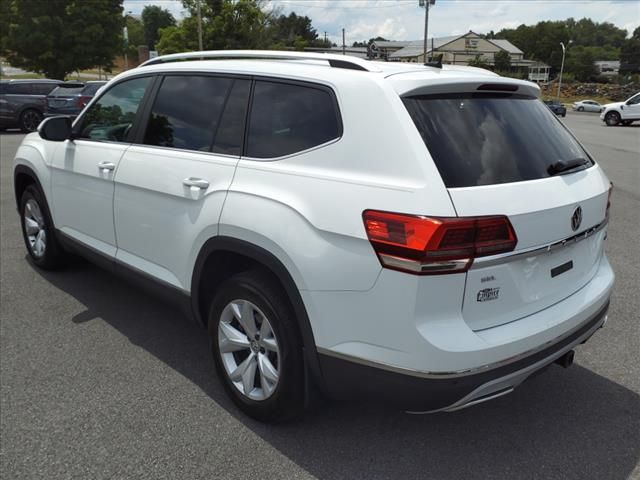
138;50;380;72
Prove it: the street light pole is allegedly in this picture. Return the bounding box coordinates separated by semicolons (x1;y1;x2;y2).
557;40;572;100
123;10;131;71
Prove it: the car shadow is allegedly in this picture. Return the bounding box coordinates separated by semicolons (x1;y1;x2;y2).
28;259;640;480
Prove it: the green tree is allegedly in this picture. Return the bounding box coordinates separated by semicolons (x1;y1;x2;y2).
0;0;11;55
157;0;270;54
182;0;224;18
566;46;598;81
468;55;490;69
620;27;640;71
269;12;317;47
494;17;627;71
2;0;123;79
156;19;199;55
494;50;511;71
125;15;144;62
141;5;175;50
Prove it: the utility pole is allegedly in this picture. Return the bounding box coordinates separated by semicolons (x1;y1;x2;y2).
324;31;327;45
197;0;203;51
420;0;435;63
342;28;345;55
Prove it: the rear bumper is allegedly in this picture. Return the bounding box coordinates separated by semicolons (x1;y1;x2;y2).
319;300;609;412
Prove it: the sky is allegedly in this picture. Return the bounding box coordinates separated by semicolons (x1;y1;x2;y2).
122;0;640;45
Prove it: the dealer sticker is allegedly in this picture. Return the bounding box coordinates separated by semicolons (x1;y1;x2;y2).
477;287;500;302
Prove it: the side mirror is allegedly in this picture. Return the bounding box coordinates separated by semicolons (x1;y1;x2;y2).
38;116;72;141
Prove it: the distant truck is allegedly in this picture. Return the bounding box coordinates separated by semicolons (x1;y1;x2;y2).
600;92;640;126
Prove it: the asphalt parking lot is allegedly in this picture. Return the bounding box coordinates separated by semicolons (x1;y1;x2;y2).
1;112;639;480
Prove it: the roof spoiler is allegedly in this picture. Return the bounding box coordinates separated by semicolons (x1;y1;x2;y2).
138;50;380;73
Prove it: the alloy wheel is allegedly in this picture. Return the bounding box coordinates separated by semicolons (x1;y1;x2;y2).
22;110;42;132
605;112;620;126
218;299;280;401
24;199;46;258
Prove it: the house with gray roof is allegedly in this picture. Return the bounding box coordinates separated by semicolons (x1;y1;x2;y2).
386;31;549;81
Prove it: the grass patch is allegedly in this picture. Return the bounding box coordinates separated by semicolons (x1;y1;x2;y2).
1;72;46;79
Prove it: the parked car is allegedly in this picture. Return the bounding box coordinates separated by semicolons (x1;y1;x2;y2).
0;79;63;132
13;51;614;422
45;81;107;119
600;92;640;126
543;99;566;116
572;100;603;112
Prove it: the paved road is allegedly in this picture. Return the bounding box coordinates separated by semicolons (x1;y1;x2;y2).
1;113;639;480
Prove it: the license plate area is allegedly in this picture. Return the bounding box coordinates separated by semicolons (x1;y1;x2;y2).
463;229;605;331
551;260;574;278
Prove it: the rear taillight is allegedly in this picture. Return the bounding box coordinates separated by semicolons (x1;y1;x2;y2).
606;182;613;219
363;210;517;275
76;96;91;108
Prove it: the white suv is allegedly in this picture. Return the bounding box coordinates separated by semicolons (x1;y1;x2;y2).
13;51;614;421
600;92;640;126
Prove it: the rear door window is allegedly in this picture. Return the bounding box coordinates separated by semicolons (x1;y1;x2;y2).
402;95;592;188
246;80;341;158
211;79;251;156
143;75;236;152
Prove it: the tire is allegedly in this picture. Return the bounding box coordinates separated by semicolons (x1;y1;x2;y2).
562;112;566;117
605;111;621;126
208;269;304;422
19;184;66;269
577;106;584;112
19;109;43;133
621;120;633;126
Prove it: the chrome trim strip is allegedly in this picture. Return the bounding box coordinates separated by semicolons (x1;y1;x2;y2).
316;301;608;379
378;253;469;273
471;219;607;269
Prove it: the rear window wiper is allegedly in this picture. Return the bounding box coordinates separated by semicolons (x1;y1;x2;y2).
547;157;590;176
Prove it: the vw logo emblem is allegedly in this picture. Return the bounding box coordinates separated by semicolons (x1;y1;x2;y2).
571;206;582;232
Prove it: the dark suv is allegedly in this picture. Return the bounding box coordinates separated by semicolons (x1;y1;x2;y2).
45;81;107;119
0;79;63;132
543;99;567;117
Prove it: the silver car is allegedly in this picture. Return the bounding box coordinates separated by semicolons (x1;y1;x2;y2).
572;100;603;113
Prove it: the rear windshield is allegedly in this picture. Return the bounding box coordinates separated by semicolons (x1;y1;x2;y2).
82;83;105;95
49;86;84;97
403;94;593;188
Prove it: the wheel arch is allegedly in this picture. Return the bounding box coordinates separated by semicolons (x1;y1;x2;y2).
190;236;325;391
14;165;45;211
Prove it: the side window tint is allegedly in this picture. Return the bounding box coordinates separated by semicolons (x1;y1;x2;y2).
247;81;340;158
212;79;251;156
144;75;233;152
78;76;151;142
7;83;32;94
33;83;57;95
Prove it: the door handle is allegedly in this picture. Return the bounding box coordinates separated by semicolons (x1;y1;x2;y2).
98;161;115;172
183;177;210;190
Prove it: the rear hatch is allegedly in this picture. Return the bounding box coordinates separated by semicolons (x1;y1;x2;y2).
46;83;84;114
402;86;610;331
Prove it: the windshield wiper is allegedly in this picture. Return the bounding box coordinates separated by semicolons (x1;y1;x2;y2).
547;157;590;176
